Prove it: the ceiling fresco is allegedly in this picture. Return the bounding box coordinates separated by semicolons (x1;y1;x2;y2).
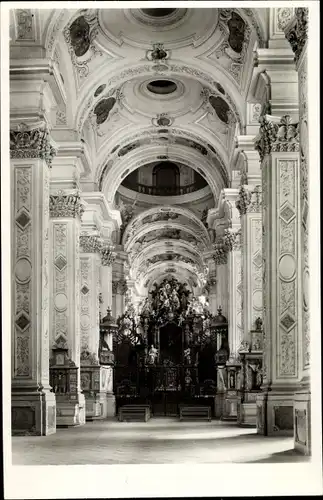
10;6;268;296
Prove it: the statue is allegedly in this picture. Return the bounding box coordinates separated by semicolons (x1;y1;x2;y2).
148;344;158;364
255;317;263;331
184;347;191;365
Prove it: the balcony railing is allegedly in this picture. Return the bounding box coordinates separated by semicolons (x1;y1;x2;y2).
122;182;206;196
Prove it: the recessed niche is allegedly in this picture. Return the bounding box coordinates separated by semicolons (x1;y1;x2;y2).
141;8;176;17
147;80;177;96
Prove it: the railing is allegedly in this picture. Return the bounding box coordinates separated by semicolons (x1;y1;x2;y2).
122;181;206;196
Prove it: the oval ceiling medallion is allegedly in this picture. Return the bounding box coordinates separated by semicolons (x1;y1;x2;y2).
131;8;188;27
141;8;177;17
147;80;178;95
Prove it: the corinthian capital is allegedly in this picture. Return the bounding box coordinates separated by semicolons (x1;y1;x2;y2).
101;245;116;266
255;115;299;162
236;185;262;215
50;191;84;219
284;8;308;65
224;229;241;251
80;234;102;253
10;123;56;167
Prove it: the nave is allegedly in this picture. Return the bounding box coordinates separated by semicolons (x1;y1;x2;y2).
12;418;308;466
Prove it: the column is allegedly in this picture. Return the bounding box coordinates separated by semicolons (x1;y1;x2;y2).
285;7;311;454
203;252;217;314
100;243;115;321
79;234;103;420
100;243;116;417
255;114;302;436
212;242;228;319
49;190;85;427
236;185;263;426
11;123;57;435
224;228;242;360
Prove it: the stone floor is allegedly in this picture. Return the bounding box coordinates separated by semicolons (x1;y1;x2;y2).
12;418;309;465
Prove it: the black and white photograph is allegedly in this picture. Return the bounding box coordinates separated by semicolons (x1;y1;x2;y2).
1;1;321;498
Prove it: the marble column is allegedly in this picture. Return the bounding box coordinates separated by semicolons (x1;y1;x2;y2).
236;185;263;426
236;185;263;344
100;243;116;417
224;229;243;360
203;252;217;314
11;124;57;435
100;244;115;322
212;243;228;320
285;7;311;454
255;114;302;436
49;190;85;427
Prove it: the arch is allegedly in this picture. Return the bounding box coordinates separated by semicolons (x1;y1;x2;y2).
95;126;230;190
123;205;210;247
101;144;226;205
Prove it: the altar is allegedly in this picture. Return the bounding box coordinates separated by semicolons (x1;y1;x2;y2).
113;277;229;417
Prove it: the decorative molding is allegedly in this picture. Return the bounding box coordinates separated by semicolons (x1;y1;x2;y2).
284;8;308;65
255;115;299;162
80;349;100;366
63;10;102;80
80;235;102;254
112;279;128;295
224;228;241;251
213;246;228;266
49;191;84;219
15;9;35;40
101;245;116;266
236;185;262;215
52;223;68;346
10;124;56;168
14;167;32;378
146;43;169;62
277;8;294;31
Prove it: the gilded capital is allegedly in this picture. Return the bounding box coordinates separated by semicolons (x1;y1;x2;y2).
255;115;299;162
10;123;56;167
50;191;84;219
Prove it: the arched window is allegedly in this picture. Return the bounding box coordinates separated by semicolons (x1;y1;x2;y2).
153;162;180;194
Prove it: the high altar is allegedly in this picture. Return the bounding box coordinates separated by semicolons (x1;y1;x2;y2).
110;277;230;417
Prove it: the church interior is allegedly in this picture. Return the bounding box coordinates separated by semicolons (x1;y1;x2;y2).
7;5;317;470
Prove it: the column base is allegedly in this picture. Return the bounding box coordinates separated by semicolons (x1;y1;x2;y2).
221;390;238;421
257;389;294;436
215;392;225;418
12;388;56;436
294;384;311;455
237;391;260;427
56;393;86;427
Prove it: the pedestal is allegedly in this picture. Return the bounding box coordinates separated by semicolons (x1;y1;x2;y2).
12;390;56;436
81;363;115;419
